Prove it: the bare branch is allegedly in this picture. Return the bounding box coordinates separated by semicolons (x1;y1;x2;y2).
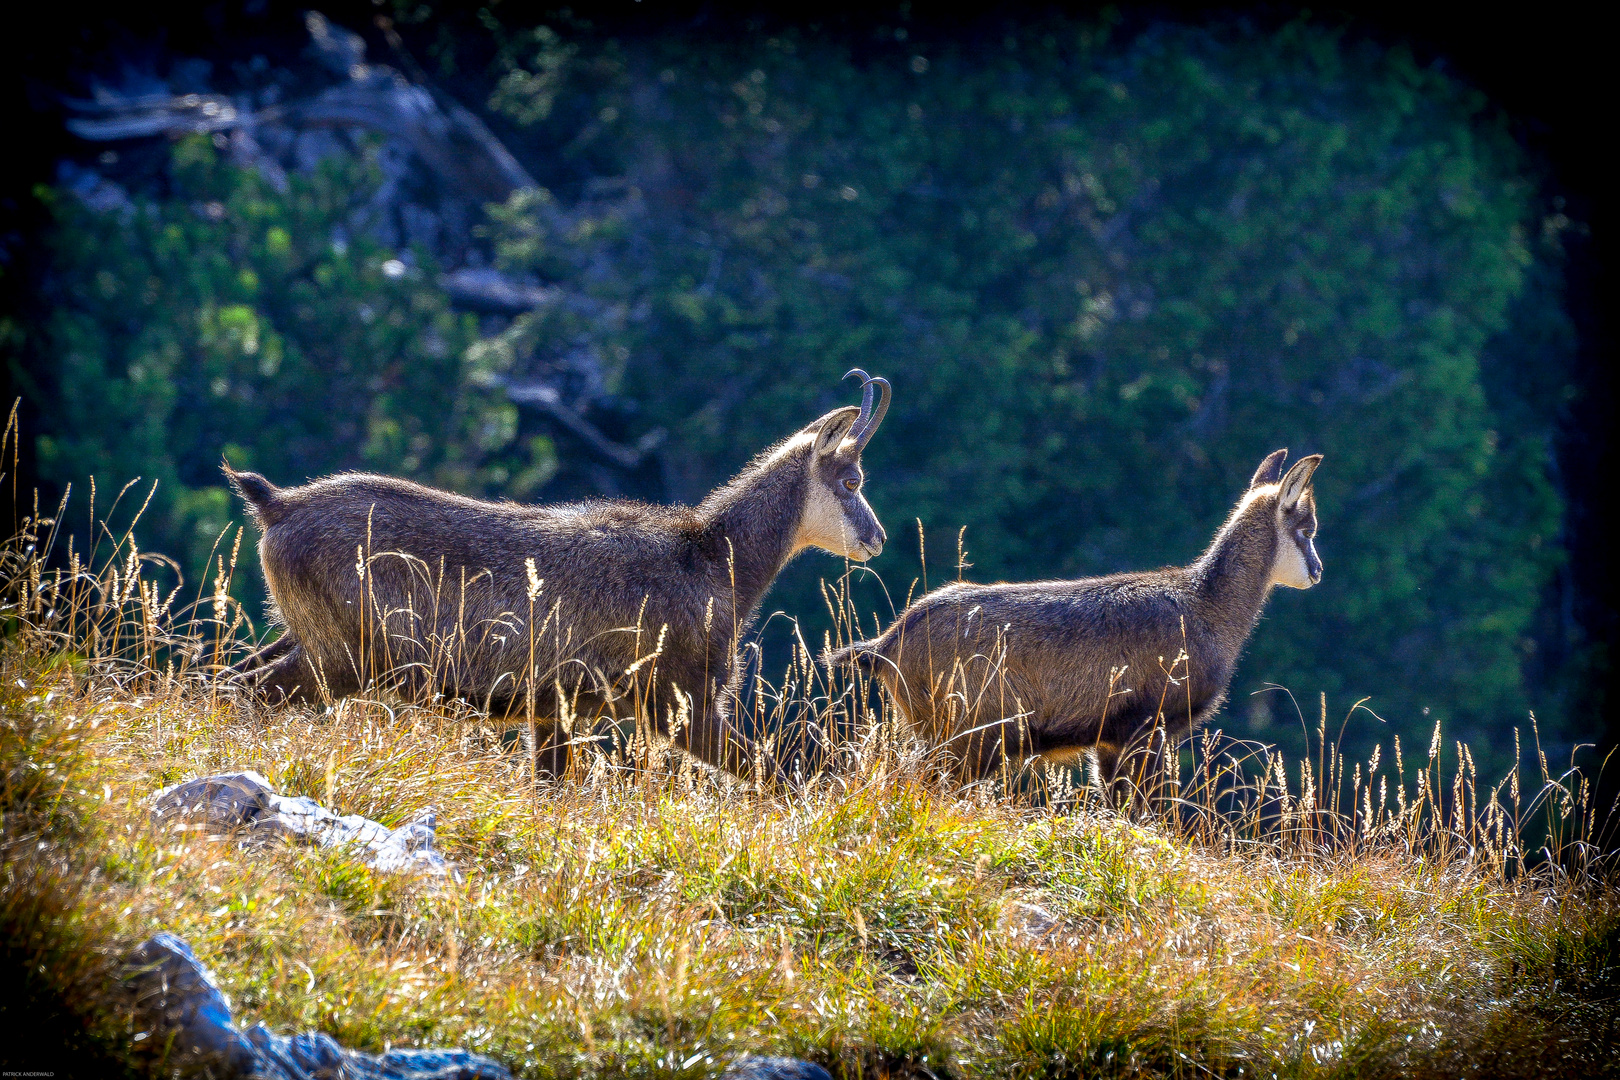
504;381;666;469
440;269;556;314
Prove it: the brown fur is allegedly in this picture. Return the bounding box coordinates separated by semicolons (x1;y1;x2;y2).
225;400;888;785
827;450;1322;795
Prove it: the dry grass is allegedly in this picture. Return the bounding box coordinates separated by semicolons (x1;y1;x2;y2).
2;415;1617;1077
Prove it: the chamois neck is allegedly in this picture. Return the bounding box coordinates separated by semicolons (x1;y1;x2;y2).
694;443;808;622
1190;503;1277;636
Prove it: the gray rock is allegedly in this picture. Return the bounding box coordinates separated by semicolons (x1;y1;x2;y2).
724;1056;832;1080
149;770;276;831
125;933;259;1074
998;899;1060;941
125;933;511;1079
305;12;367;78
56;161;135;216
149;771;456;879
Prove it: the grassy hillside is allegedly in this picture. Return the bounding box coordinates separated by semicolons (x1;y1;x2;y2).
1;455;1616;1077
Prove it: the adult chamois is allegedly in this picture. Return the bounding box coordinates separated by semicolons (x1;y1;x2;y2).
826;449;1322;799
226;371;893;786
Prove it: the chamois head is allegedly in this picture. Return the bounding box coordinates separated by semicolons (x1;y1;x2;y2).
1245;448;1323;589
791;369;891;561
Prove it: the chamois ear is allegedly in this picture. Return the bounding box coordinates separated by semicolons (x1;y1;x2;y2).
1279;454;1322;509
1249;449;1289;490
811;406;861;457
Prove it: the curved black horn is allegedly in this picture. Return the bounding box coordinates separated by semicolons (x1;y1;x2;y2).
844;368;875;430
843;368;891;450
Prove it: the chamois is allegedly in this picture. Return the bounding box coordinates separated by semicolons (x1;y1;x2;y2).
826;450;1322;797
225;371;893;785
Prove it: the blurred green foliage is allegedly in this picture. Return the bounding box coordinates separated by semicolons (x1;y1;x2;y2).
30;137;549;598
26;14;1577;764
480;16;1575;761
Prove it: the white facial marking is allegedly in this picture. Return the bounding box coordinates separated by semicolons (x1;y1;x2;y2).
794;479;873;560
1271;535;1315;589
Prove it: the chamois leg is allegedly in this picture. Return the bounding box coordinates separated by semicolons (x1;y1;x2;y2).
1089;744;1127;806
945;717;1032;785
527;722;572;780
225;632;298;676
670;704;789;788
1107;725;1175;815
485;690;581;781
248;643;357;706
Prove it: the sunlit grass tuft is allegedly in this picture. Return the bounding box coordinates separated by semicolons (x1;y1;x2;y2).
2;412;1617;1077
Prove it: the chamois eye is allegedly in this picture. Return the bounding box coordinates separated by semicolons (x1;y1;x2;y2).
843;477;860;493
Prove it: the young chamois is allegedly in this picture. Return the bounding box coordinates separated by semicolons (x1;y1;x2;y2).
225;371;892;786
826;450;1322;799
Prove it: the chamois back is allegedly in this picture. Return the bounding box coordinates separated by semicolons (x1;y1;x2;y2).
227;371;896;786
828;449;1323;794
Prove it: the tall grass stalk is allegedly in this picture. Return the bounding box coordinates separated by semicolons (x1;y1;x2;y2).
2;407;1616;1075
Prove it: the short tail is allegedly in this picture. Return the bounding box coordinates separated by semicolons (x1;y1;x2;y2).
222;461;286;527
823;639;881;672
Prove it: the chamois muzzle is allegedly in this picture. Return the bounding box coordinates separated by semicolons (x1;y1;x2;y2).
843;369;891;451
857;519;886;560
840;481;886;561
